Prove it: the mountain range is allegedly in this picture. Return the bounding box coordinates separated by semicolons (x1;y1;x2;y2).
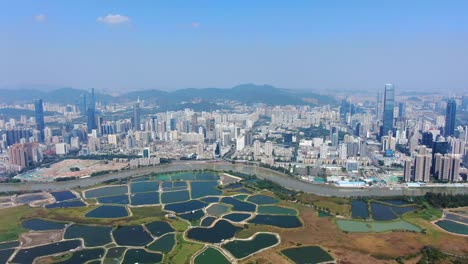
0;84;336;107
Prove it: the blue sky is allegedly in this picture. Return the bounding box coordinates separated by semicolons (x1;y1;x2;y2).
1;1;468;93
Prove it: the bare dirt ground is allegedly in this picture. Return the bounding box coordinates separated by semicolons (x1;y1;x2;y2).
241;205;468;264
20;230;64;247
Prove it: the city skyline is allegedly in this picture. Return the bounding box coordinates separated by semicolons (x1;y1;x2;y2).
2;1;468;92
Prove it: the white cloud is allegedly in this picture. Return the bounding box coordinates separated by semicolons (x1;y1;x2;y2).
35;14;46;22
97;14;130;25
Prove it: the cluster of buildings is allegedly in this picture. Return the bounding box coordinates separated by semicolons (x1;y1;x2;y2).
0;85;466;186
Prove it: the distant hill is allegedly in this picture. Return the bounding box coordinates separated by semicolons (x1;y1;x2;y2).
0;84;336;107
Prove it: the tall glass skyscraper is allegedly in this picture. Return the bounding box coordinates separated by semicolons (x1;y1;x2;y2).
34;99;45;143
87;88;97;133
382;84;395;137
445;99;457;137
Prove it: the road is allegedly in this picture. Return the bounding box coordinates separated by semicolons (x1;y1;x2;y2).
0;161;467;197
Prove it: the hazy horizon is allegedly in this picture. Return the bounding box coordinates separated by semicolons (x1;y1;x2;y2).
2;1;468;93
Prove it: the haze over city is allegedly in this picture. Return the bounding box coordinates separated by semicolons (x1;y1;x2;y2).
2;1;468;92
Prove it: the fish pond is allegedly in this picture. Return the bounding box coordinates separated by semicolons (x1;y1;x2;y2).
64;224;113;246
351;200;369;218
161;190;190;204
249;215;302;228
50;191;77;202
435;220;468;235
147;233;176;253
190;181;222;198
247;194;279;205
22;219;68;231
113;225;153;246
194;247;230;264
186;219;241;243
145;221;175;237
122;249;162;264
130;192;160;205
84;205;128;218
281;245;334;264
336;219;422;232
84;185;128;199
164;200;207;213
223;213;251;222
206;203;230;217
200;216;217;226
221;197;256;212
97;194;129;205
12;240;82;263
257;205;297;216
54;248;105;264
222;233;279;259
130;181;159;193
46;200;86;209
370;202;416;220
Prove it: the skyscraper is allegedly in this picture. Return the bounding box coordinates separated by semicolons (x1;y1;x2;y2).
86;88;97;133
34;99;44;143
382;84;395;137
133;102;141;131
445;99;456;137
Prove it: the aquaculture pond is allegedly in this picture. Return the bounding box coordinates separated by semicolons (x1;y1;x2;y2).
55;248;105;264
336;219;422;233
224;183;243;189
84;205;128;218
0;249;15;263
318;210;331;217
104;247;126;261
206;203;230;217
84;185;128;199
200;196;219;203
190;181;222;198
122;249;163;264
145;221;175;237
50;191;77;202
377;199;412;206
64;224;113;246
46;200;86;208
445;213;468;225
12;240;82;263
97;194;129;205
281;246;334;264
200;216;217;226
161;190;190;204
164;200;207;213
223;213;251;222
435;220;468;235
16;193;48;204
22;219;67;231
147;233;176;253
113;225;153;246
351;200;369;218
162;181;188;191
222;233;279;259
370;202;416;220
257;205;297;216
0;241;19;250
194;247;230;264
130;181;159;193
130;192;160;205
249;215;302;228
247;194;279;205
186;219;241;243
221;197;256;212
233;194;248;200
179;209;205;221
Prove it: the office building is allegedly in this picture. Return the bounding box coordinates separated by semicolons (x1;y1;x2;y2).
34;99;45;143
382;84;395;137
87;88;97;133
445;99;456;137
